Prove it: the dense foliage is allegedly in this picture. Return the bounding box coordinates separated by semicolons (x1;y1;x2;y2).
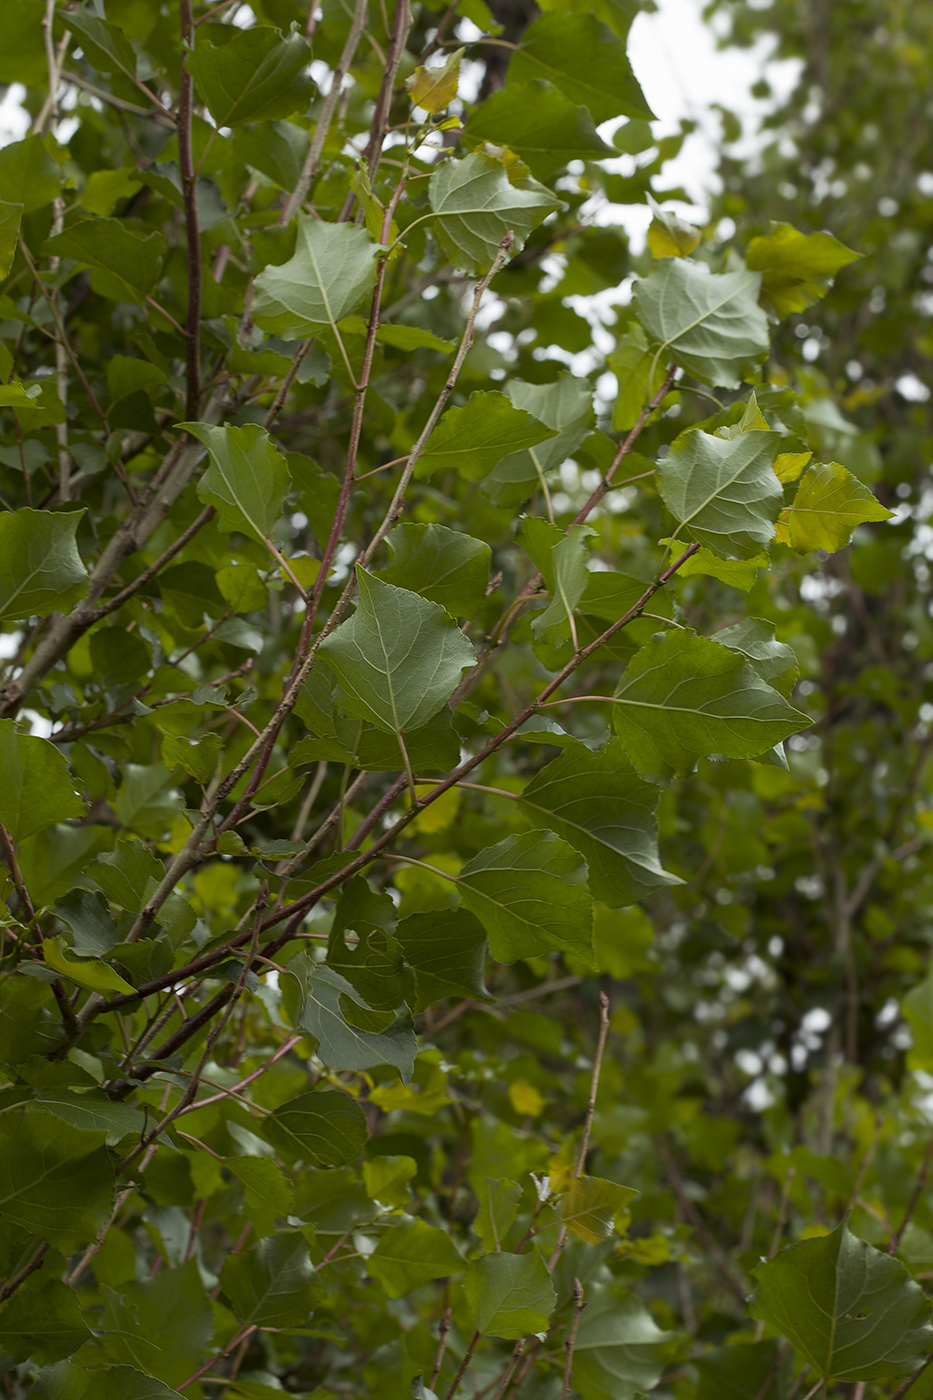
0;1;928;1398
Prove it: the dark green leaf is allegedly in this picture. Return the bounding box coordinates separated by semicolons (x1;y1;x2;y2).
0;1277;91;1364
260;1089;368;1166
285;957;416;1081
0;1110;114;1250
183;422;291;544
414;391;557;482
221;1234;321;1326
474;1178;521;1253
394;908;490;1010
377;523;491;616
464;82;614;181
0;135;61;213
508;11;653;124
749;1221;933;1382
428;151;562;274
0;720;86;841
464;1248;556;1339
367;1219;464;1299
187;25;314;127
572;1286;672;1400
0;509;88;623
0;200;23;279
483;373;593;507
46;220;167;305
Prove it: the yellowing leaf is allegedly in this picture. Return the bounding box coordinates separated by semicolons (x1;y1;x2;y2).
43;937;135;996
746;221;861;317
407;48;463;114
508;1079;546;1117
774;450;812;484
562;1175;638;1244
779;460;893;553
647;199;701;259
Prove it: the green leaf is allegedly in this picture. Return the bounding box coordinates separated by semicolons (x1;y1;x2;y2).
183;422;291;544
233;120;306;191
221;1234;321;1326
647;197;702;259
367;1218;464;1299
903;963;933;1068
674;544;770;591
376;523;491;616
327;876;413;1011
0;1;47;87
562;1175;637;1244
81;168;143;217
407;48;463;114
458;830;594;963
215;561;269;613
259;1089;367;1167
749;1221;933;1382
775;460;893;553
363;1155;417;1207
0;1109;114;1250
609;322;667;432
286;958;416;1081
507;11;653;124
485;373;594;507
0;1276;91;1364
394;908;490;1011
695;1339;793;1400
474;1178;522;1253
530;525;594;647
226;1157;292;1238
414;391;557;482
464;1248;556;1339
0;135;61;213
713;618;799;697
428;151;562;275
0;720;86;841
33;1088;143;1146
0;200;23;279
54;890;119;957
376;325;456;354
319;569;475;735
464;82;614;181
572;1285;672;1400
658;427;784;559
187;25;314;127
633;259;770;389
520;739;681;906
252;214;378;338
61;11;138;81
46;219;167;305
746;221;861;317
42;937;135;996
77;1369;182;1399
0;508;89;623
101;1259;213;1388
611;630;809;780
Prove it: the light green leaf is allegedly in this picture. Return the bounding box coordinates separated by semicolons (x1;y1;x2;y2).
215;562;269;613
367;1219;464;1298
465;81;614;180
319;569;475;735
520;739;681;906
428;151;562;274
42;936;135;995
376;325;456;354
183;422;291;544
363;1155;417;1207
746;221;861;317
474;1178;522;1253
0;1277;91;1365
106;354;167;404
749;1221;933;1382
46;219;167;305
658;427;784;559
609;322;666;432
0;508;88;623
187;25;315;127
81;168;143;217
611;630;809;780
903;963;933;1068
775;460;893;553
414;391;557;482
573;1285;672;1400
252;214;378;338
0;1109;114;1250
394;908;490;1011
562;1175;637;1244
0;720;86;841
0;200;23;278
484;373;594;506
407;47;463;114
458;830;594;963
377;523;491;616
773;450;812;484
647;199;702;259
464;1248;556;1339
284;955;416;1081
259;1089;367;1167
674;544;770;591
0;135;61;213
221;1235;321;1327
507;11;652;124
633;259;770;388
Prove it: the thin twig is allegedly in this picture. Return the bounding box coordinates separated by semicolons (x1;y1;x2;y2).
889;1354;933;1399
889;1138;933;1254
560;1280;585;1399
444;1330;482;1400
178;0;201;421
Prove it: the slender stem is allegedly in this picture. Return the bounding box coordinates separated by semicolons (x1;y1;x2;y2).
889;1138;933;1254
548;994;610;1269
0;1243;49;1304
560;1280;585;1400
444;1330;482;1400
889;1354;933;1399
178;0;201;421
279;0;369;224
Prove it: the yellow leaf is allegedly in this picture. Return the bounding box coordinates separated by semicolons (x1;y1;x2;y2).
782;460;893;553
773;450;812;484
508;1079;546;1117
287;554;321;589
406;48;463;114
646;196;701;259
